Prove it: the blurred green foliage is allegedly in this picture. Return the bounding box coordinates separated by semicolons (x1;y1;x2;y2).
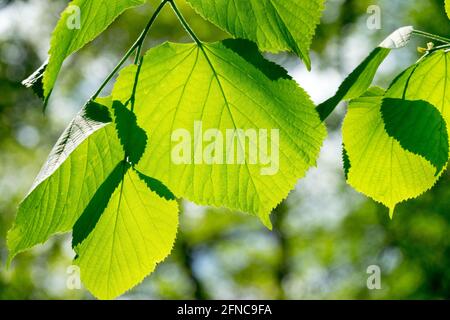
1;0;449;299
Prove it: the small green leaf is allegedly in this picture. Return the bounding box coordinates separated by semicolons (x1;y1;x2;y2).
317;47;390;120
317;26;414;120
74;167;179;300
42;0;145;100
112;40;326;228
186;0;325;69
381;98;449;175
343;88;443;217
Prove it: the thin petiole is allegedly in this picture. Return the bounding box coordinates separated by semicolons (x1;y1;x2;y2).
90;44;136;101
413;29;450;44
91;0;168;101
428;43;450;53
134;0;169;63
168;0;202;47
130;56;144;112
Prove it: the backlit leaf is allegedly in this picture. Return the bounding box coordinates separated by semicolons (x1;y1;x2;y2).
381;98;448;174
74;166;178;300
343;88;443;217
186;0;325;69
112;39;326;227
41;0;145;100
7;99;122;261
385;50;450;131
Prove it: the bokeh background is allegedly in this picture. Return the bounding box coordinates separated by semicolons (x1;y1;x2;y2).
1;0;450;299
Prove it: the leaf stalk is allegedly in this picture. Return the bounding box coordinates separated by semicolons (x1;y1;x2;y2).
412;30;450;45
91;0;168;101
168;0;203;47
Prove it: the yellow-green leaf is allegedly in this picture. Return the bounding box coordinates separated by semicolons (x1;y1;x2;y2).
7;100;123;261
112;39;326;227
385;50;450;131
74;167;178;300
343;88;443;217
186;0;325;69
42;0;145;100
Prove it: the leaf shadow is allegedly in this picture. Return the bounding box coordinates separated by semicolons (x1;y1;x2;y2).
381;98;449;175
221;38;291;81
113;101;147;165
134;169;175;201
72;161;129;249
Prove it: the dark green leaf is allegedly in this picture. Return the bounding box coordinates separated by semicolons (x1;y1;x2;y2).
381;98;449;174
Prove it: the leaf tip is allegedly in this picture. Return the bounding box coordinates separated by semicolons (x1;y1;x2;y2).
260;214;273;230
388;206;396;219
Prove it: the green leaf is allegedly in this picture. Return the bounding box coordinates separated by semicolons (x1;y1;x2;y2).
343;88;443;217
9;97;179;299
381;98;449;175
186;0;325;69
7;99;123;262
42;0;145;100
74;166;178;300
317;26;414;120
385;50;450;131
112;39;326;228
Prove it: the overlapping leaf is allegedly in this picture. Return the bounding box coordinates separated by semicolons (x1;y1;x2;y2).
381;98;448;174
9;97;179;299
186;0;325;69
385;50;450;131
41;0;145;100
343;88;447;217
74;166;178;300
8;99;122;261
317;26;414;120
112;39;326;227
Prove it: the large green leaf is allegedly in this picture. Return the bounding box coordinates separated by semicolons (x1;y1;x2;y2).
317;26;414;120
42;0;145;100
7;100;123;261
112;39;326;227
186;0;325;69
74;167;178;299
343;88;444;217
